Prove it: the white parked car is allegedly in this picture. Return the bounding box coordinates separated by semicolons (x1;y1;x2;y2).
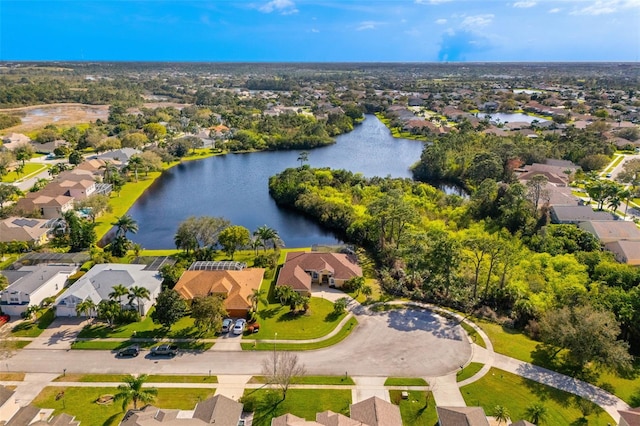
233;319;246;335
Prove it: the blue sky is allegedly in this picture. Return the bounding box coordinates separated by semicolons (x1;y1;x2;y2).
1;0;639;62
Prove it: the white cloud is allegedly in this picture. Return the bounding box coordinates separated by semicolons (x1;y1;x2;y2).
259;0;298;15
435;18;447;24
513;1;536;8
570;0;640;15
356;20;384;31
461;14;494;28
548;7;561;13
311;28;319;33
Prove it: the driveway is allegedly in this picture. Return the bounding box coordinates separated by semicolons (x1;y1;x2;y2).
5;306;471;378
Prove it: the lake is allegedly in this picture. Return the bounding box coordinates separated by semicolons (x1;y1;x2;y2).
127;114;426;249
479;112;548;123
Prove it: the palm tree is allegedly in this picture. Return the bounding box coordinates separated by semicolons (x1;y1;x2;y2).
114;374;158;411
249;288;266;311
76;299;96;318
253;225;282;252
100;161;118;185
128;286;151;316
127;156;144;182
274;285;297;307
493;405;510;426
109;284;129;308
112;214;138;238
525;402;548;425
361;284;373;302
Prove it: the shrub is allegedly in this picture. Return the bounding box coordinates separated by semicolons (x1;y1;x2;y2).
116;309;141;325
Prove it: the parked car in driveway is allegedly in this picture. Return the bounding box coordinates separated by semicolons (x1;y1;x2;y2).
150;344;178;357
233;319;246;335
117;345;140;357
222;318;234;333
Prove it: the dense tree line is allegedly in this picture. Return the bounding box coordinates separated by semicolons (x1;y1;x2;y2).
269;166;640;366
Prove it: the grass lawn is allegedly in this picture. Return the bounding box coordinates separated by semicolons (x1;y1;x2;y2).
242;388;351;426
457;362;484;382
52;374;218;384
1;163;49;182
461;368;615;426
475;319;538;364
11;308;55;337
32;386;216;426
0;373;24;381
384;377;428;386
250;376;354;385
459;321;487;349
598;368;640;405
389;390;438;426
245;297;346;341
77;310;216;339
241;317;357;351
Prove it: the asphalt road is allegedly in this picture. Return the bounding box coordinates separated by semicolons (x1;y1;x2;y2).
6;307;471;378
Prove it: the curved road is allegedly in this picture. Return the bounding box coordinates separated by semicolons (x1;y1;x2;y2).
5;306;472;378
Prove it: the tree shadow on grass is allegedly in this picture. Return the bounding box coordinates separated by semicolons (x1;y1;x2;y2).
103;412;124;426
242;390;284;426
258;307;283;321
275;311;305;323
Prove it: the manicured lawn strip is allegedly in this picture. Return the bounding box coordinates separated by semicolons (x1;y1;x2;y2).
146;375;218;384
11;308;55;337
245;297;346;341
457;362;484;382
77;310;216;339
250;376;355;385
70;340;213;351
32;387;217;426
4;340;31;350
139;249;180;256
474;319;537;364
384;377;428;386
242;389;351;426
605;155;624;172
54;374;125;382
389;390;438;426
459;321;487;349
241;317;357;351
0;373;24;381
461;368;615;426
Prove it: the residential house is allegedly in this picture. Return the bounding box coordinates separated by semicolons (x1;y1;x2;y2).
0;217;51;246
174;267;265;317
0;264;76;316
619;407;640;426
119;394;244;426
271;396;402;426
14;191;74;219
544;184;581;207
578;221;640;244
605;240;640;265
6;406;79;426
276;252;362;295
550;205;614;224
436;406;490;426
97;148;141;165
1;133;30;151
32;140;68;154
55;264;162;317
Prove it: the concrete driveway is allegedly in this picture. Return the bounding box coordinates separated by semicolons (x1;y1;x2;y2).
5;306;471;378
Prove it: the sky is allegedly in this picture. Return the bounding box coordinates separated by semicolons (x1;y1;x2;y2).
1;0;639;62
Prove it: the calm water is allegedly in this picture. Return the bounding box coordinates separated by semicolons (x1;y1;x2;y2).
127;115;426;249
479;112;548;123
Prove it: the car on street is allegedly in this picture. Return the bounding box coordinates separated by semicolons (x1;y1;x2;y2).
233;319;246;335
222;318;234;333
117;344;140;357
150;344;178;357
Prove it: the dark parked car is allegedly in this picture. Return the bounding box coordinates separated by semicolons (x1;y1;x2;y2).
117;345;140;357
150;344;178;357
222;318;234;333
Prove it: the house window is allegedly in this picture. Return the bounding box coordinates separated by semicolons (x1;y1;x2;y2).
9;297;19;303
312;272;318;279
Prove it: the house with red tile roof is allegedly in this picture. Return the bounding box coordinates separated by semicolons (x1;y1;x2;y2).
276;252;362;295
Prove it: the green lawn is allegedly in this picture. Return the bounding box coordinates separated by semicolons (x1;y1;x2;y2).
250;375;354;385
390;390;438;426
245;297;346;341
384;377;429;386
457;362;484;382
77;310;216;339
461;368;615;426
1;163;49;182
32;386;216;426
241;317;357;351
459;321;487;349
598;367;640;405
53;374;218;384
242;388;351;426
11;309;55;337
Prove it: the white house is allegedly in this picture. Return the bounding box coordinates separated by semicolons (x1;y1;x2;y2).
54;264;162;317
0;264;77;317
